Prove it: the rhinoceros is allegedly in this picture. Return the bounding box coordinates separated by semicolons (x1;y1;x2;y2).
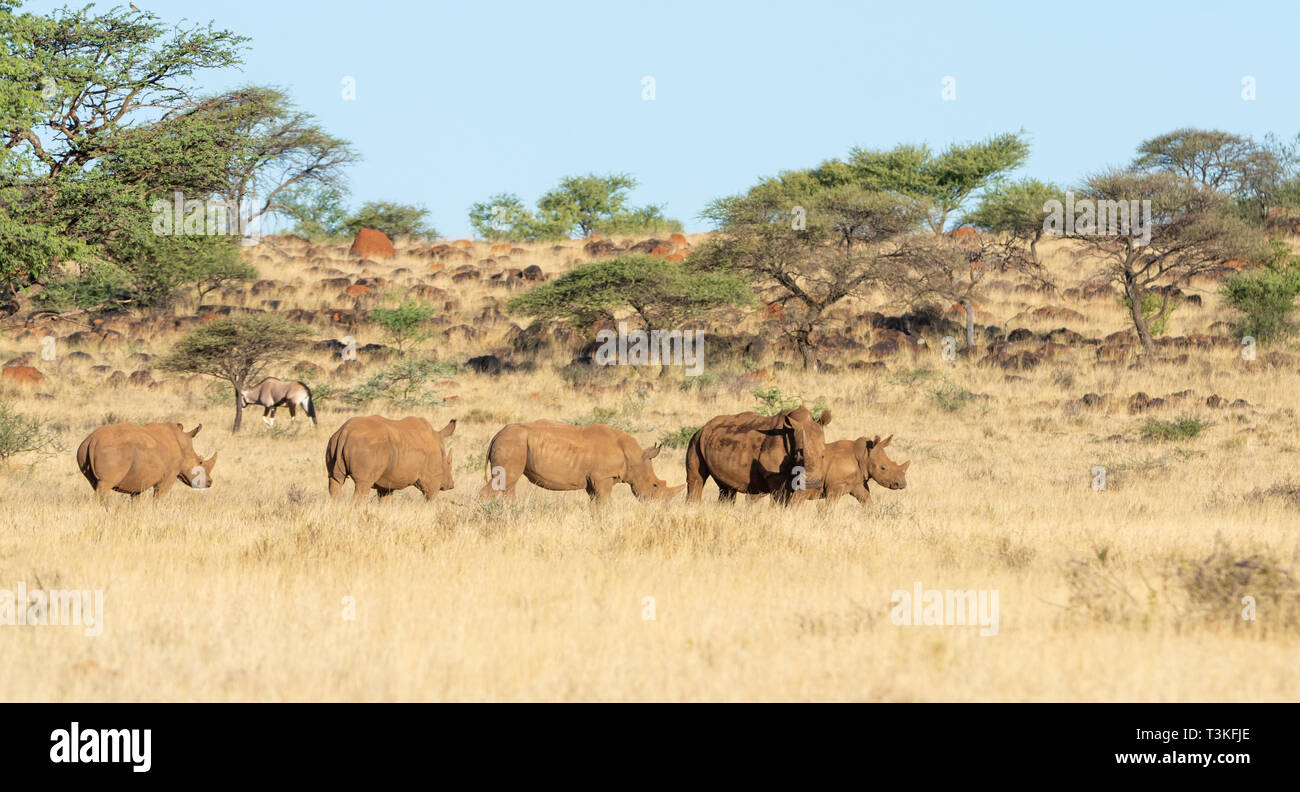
478;420;682;502
76;422;217;499
820;435;908;504
325;415;455;502
685;406;832;504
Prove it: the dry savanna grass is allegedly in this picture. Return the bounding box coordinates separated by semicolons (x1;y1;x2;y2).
1;234;1299;701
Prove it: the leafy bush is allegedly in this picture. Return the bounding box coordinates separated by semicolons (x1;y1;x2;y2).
1139;416;1209;441
751;387;827;419
0;402;61;463
658;425;699;449
343;201;436;240
370;300;438;352
32;262;132;311
1221;244;1300;343
1118;292;1180;336
345;359;454;407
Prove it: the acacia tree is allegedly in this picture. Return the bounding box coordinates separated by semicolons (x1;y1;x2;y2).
835;132;1030;234
964;178;1065;268
173;86;360;232
2;5;355;301
507;253;752;332
160;315;309;432
1133;129;1278;195
883;234;989;348
697;173;922;369
1067;169;1264;353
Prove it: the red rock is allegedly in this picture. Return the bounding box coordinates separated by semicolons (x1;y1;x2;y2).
349;228;395;259
1;365;44;386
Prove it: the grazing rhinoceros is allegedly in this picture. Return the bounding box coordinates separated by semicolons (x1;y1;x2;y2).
685;406;832;504
76;422;217;499
820;435;908;504
325;415;455;502
478;420;682;502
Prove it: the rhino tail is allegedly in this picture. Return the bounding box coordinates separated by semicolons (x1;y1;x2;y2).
326;428;346;483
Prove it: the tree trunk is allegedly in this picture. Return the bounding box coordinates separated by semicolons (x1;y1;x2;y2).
1125;278;1155;354
961;299;976;347
232;382;244;433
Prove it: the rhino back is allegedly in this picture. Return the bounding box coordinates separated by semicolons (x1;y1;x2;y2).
517;421;619;489
822;440;861;489
81;424;180;490
697;412;788;487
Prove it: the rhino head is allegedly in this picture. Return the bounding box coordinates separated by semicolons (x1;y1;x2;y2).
627;444;684;501
783;406;832;490
175;423;218;489
855;434;908;490
438;420;457;490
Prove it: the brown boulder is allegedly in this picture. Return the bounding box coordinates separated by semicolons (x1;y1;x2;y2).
348;228;395;259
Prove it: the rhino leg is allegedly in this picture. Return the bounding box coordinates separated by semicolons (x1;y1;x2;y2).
375;487;394;499
684;442;709;503
586;476;616;502
414;479;437;501
328;475;345;499
717;485;737;503
352;478;376;503
91;476;118;500
153;477;177;499
850;483;873;505
479;460;520;498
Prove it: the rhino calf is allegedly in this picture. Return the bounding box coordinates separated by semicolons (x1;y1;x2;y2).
325;415;455;502
479;420;681;502
821;435;909;504
76;423;217;499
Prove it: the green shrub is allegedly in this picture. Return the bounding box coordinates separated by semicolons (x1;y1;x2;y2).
0;402;61;463
1140;416;1209;441
345;359;454;407
1118;292;1180;336
371;300;438;352
33;263;131;311
1221;251;1300;343
658;425;699;449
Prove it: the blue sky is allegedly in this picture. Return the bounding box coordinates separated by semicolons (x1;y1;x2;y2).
28;0;1300;237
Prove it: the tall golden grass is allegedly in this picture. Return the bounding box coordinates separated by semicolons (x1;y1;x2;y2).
1;235;1297;701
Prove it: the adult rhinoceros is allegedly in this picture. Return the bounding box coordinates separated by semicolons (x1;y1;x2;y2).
325;415;455;502
685;406;831;504
76;422;217;499
479;420;681;502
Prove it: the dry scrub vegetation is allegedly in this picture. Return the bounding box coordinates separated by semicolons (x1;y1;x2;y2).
1;235;1298;701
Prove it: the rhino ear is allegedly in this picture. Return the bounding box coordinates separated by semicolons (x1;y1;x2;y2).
188;424;203;438
817;409;832;426
864;436;877;450
440;419;457;439
643;444;661;460
879;434;892;448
